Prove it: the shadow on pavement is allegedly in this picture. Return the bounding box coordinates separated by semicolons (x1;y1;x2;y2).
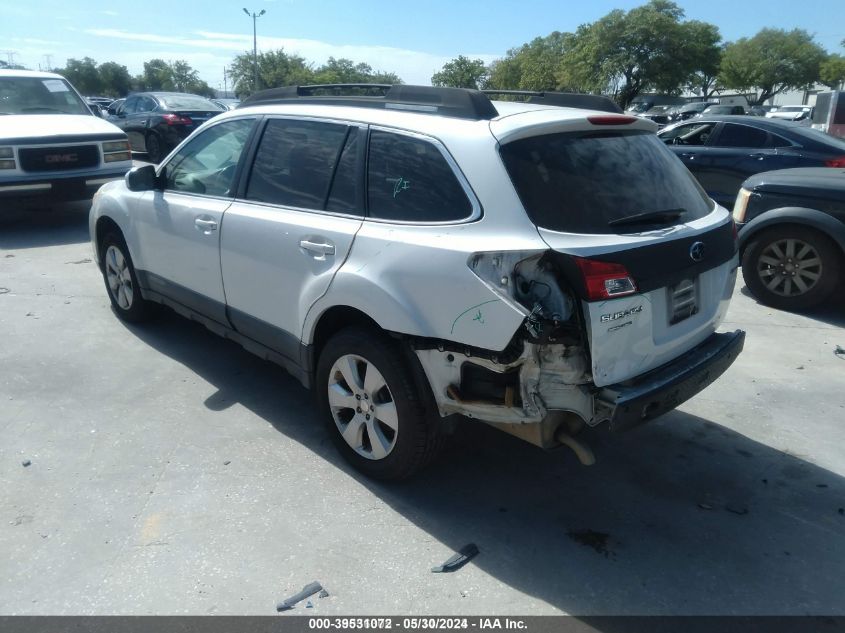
0;202;91;250
739;284;845;329
122;309;845;616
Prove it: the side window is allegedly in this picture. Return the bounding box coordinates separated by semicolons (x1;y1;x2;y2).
122;97;138;114
716;123;769;148
164;118;254;197
326;130;359;214
367;130;472;222
246;119;349;210
137;97;155;113
659;122;715;146
767;133;793;148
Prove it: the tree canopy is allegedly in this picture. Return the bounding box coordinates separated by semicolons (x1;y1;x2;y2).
431;55;489;89
720;28;827;104
228;50;402;96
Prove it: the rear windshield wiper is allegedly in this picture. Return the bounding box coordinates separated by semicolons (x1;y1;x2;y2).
608;208;687;227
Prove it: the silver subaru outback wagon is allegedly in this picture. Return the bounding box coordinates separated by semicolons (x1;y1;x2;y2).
89;84;745;480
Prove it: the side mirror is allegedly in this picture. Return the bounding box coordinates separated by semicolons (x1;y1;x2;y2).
125;165;160;192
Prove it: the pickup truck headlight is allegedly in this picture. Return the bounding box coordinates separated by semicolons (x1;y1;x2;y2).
0;147;14;168
101;140;131;163
732;188;752;223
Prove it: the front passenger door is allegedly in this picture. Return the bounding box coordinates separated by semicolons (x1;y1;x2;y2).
133;117;257;323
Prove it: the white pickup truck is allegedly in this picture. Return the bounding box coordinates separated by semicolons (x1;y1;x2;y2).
0;70;132;207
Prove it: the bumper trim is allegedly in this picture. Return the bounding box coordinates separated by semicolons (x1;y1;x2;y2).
598;330;745;431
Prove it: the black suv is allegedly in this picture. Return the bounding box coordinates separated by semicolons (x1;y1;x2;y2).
733;167;845;310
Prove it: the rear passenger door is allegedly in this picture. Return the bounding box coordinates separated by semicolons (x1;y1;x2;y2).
220;117;364;365
701;122;780;205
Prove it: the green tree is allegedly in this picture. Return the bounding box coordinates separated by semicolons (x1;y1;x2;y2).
59;57;102;95
431;55;489;89
720;29;826;104
820;54;845;89
97;61;132;97
486;33;573;91
0;60;27;70
683;22;723;98
228;49;315;96
563;0;722;108
137;58;174;91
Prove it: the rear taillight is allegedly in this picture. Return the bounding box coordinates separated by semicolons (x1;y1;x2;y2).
824;156;845;167
587;115;638;125
162;113;193;126
574;258;637;301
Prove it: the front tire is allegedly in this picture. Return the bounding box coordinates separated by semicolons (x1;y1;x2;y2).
100;232;155;323
742;225;840;311
316;328;442;480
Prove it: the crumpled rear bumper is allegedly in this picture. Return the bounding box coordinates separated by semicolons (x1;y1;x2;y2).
598;329;745;431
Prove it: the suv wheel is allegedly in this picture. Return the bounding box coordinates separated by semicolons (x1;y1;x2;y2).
316;328;442;480
100;233;155;322
145;133;164;163
742;225;840;310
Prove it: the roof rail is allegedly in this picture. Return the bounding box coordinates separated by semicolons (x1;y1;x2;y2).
238;84;500;120
482;90;622;114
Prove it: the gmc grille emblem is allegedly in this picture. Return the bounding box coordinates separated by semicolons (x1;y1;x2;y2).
689;241;705;262
45;153;79;164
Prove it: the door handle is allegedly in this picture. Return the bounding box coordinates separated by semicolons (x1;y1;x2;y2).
299;239;335;256
194;218;218;233
679;153;695;159
749;153;767;159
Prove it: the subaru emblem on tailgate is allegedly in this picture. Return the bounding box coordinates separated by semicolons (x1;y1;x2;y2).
689;241;705;262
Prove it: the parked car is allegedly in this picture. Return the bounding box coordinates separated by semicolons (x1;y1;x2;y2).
640;104;674;127
212;98;241;110
733;168;845;310
89;84;744;480
668;101;713;123
0;70;132;206
110;92;224;163
811;91;845;139
766;105;813;123
747;105;774;117
698;104;747;116
658;115;845;207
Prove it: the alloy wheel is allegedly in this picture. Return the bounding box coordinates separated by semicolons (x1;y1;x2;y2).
105;245;134;310
756;238;823;298
327;354;398;460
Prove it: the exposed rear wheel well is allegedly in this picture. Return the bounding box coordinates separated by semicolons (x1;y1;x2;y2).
310;306;385;369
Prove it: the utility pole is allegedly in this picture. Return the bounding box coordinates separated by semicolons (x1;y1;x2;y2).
43;54;53;72
242;8;266;93
223;66;228;96
2;50;19;67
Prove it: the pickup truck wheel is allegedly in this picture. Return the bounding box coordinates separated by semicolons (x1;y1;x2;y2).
100;233;155;323
742;225;840;311
145;133;164;163
316;328;442;480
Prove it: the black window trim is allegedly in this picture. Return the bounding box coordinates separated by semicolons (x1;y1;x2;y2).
155;114;261;201
363;124;482;226
233;114;367;220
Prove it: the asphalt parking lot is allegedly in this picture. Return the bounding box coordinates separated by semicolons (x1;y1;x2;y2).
1;202;844;616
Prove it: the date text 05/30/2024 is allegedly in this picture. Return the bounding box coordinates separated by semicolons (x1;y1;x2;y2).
308;618;528;630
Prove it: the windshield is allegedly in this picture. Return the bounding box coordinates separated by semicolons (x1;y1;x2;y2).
158;95;224;111
627;102;651;113
500;130;713;234
0;76;91;115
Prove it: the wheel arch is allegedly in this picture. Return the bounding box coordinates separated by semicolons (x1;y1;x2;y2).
305;305;386;378
94;215;125;269
739;207;845;256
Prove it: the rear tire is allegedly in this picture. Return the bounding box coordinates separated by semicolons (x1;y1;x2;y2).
742;225;840;311
100;232;155;323
145;133;164;163
316;327;443;480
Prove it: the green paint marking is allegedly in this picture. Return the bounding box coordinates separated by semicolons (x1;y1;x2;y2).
450;300;499;334
393;177;411;198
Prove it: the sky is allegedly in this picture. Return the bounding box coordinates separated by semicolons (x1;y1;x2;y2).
1;0;843;91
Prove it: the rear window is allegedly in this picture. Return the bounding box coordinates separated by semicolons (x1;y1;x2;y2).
500;130;713;234
158;95;223;111
812;93;831;124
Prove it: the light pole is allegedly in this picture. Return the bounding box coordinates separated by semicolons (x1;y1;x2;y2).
243;8;266;93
